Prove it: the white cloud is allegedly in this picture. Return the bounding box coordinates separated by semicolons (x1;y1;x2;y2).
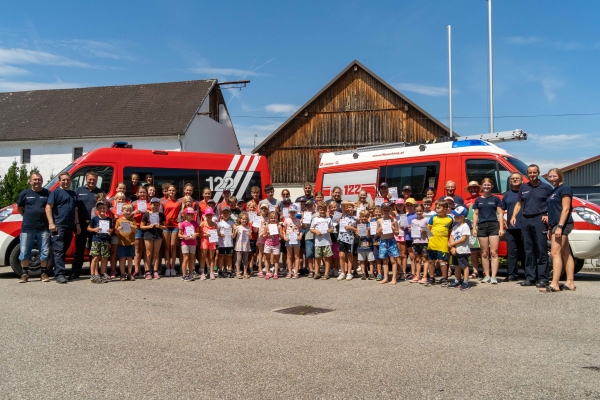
0;80;84;92
264;103;299;115
234;120;283;154
39;39;133;60
530;133;588;145
0;65;30;76
527;74;564;102
0;47;91;67
505;36;585;51
395;82;450;97
188;66;263;77
505;36;544;45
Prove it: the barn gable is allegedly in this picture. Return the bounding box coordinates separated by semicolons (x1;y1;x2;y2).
253;60;451;185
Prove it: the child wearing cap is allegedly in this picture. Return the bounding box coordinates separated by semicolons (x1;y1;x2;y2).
356;209;375;280
282;204;303;279
199;207;217;280
404;198;417;280
132;186;149;277
245;201;258;275
327;201;341;277
216;188;232;216
255;203;269;278
376;203;400;284
309;201;334;280
262;211;281;279
178;207;199;282
140;198;166;279
228;196;241;223
448;206;471;290
88;200;113;283
109;192;127;279
217;207;235;279
161;185;181;277
302;200;318;278
232;212;252;278
409;204;430;283
338;201;358;281
371;205;383;281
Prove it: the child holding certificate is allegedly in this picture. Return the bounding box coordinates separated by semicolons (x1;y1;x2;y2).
309;202;334;280
115;203;136;281
178;208;199;282
217;207;235;279
132;186;149;278
232;212;252;279
356;209;375;280
376;203;400;285
199;207;217;280
261;211;281;280
408;204;429;284
88;200;113;283
141;198;166;280
282;204;302;279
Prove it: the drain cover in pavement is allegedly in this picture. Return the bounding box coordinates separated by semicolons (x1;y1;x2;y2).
274;306;333;316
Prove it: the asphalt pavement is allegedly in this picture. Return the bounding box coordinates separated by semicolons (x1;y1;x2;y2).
1;266;600;400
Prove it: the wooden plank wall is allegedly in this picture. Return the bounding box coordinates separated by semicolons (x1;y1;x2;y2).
261;67;448;185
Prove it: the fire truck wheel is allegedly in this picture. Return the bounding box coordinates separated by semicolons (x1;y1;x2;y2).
9;244;54;278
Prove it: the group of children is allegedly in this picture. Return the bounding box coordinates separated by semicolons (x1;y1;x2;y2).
86;179;474;290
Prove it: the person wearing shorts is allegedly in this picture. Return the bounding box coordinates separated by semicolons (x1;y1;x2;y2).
302;200;317;277
217;207;235;278
309;202;333;280
377;203;401;285
262;211;281;279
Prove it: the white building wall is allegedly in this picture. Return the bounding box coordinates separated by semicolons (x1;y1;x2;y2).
182;114;240;154
0;136;179;182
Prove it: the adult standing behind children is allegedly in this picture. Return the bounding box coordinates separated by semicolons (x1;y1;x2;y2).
438;180;465;206
502;173;525;282
45;173;80;284
72;171;104;280
295;182;314;203
510;165;553;288
17;172;51;283
259;184;280;211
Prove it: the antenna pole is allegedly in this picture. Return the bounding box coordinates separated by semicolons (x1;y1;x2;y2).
487;0;494;134
447;25;453;137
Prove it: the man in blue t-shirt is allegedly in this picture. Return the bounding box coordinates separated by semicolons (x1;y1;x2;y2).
510;165;553;287
46;172;81;283
501;172;525;282
437;180;465;206
16;173;50;283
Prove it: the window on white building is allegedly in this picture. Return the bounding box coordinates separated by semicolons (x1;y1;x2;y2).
21;149;31;164
73;147;84;161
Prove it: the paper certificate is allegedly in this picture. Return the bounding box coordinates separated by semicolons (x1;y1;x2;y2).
411;224;421;238
137;201;147;212
99;220;110;234
358;224;367;237
241;230;248;243
149;213;160;225
332;211;342;223
120;222;131;233
288;232;298;245
399;214;408;228
185;226;195;237
208;230;218;243
221;226;232;247
382;220;393;234
375;197;384;206
268;224;279;236
356;206;365;218
252;217;262;228
269;205;276;212
423;225;433;238
389;187;398;200
339;220;347;233
117;203;123;215
283;208;289;218
248;211;257;221
370;223;377;235
318;222;329;235
303;212;312;224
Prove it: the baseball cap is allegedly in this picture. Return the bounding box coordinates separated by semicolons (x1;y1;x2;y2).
379;182;389;188
207;198;216;204
395;198;405;205
259;203;269;209
221;206;231;212
184;207;195;215
237;199;245;204
204;207;214;215
405;198;416;204
305;199;315;206
282;198;292;204
289;204;298;212
223;188;231;193
150;197;160;203
95;200;106;206
382;202;391;208
444;196;455;202
451;206;468;218
402;185;412;191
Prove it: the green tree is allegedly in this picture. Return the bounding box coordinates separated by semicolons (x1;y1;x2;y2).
0;161;39;208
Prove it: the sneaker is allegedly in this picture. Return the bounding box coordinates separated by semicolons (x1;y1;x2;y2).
361;274;367;280
210;271;215;280
41;273;50;282
307;272;313;279
102;274;111;283
145;272;152;280
130;274;135;281
376;274;382;281
132;270;140;278
405;274;414;280
55;276;68;284
200;274;206;281
273;274;278;280
164;269;170;277
460;281;470;290
337;273;346;281
448;280;461;289
182;275;190;282
121;275;128;281
188;274;195;282
265;273;271;280
193;272;201;280
440;278;449;287
490;277;498;285
333;269;339;277
481;276;491;284
153;272;160;280
427;277;436;285
346;273;353;281
18;274;28;283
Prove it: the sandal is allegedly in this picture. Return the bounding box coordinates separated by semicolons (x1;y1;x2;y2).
307;272;314;279
292;273;299;279
418;278;428;284
559;283;576;291
285;273;292;279
540;285;561;293
257;272;264;278
321;275;329;280
244;274;250;279
410;277;420;283
469;272;479;279
313;273;321;280
236;273;243;279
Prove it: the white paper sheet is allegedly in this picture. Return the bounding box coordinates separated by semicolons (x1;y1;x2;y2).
137;201;147;212
283;208;289;218
339;219;347;233
185;226;195;237
375;197;384;206
411;224;421;238
252;217;262;228
99;219;110;234
399;214;408;228
370;223;377;235
149;213;159;225
209;230;218;243
318;222;329;235
288;232;298;245
221;226;232;247
303;212;312;224
382;220;393;234
358;224;367;237
389;187;398;200
269;205;276;212
248;211;257;221
268;224;279;236
332;211;342;223
117;203;123;215
120;221;131;233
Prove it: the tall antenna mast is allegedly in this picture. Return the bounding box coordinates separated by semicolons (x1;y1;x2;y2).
487;0;494;134
447;25;453;137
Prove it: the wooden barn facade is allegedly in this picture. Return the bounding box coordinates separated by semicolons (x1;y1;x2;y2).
252;60;452;186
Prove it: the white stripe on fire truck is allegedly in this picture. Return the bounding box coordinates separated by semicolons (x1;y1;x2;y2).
212;155;242;202
235;156;260;199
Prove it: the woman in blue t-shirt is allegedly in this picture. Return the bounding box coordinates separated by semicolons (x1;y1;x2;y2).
540;168;576;293
472;177;504;285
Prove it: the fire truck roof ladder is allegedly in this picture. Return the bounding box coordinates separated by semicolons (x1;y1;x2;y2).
337;129;527;156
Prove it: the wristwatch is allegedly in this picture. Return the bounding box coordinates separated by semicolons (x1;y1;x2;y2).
557;224;564;229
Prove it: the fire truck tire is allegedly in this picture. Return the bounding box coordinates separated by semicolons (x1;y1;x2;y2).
9;243;54;278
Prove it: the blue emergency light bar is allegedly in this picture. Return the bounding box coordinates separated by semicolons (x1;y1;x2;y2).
452;140;490;148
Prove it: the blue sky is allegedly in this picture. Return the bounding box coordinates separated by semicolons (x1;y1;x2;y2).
1;0;598;172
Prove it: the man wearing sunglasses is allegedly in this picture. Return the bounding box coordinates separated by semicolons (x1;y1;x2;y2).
501;172;525;282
